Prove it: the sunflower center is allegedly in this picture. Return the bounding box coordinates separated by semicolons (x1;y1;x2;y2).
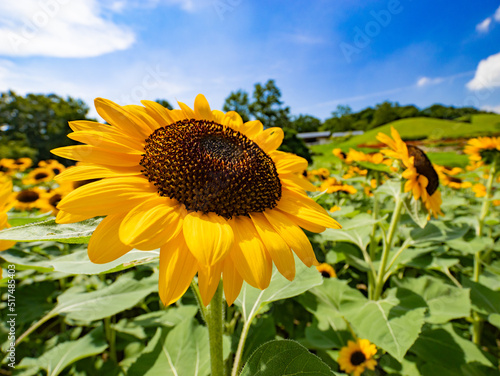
140;119;282;219
407;145;439;196
350;351;366;366
17;190;40;203
321;271;332;278
34;172;49;180
49;193;62;207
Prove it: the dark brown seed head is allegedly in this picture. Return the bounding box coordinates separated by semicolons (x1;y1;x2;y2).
34;172;49;180
407;145;439;195
17;190;40;203
350;351;366;366
140;119;282;219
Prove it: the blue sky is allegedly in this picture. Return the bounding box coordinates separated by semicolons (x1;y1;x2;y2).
0;0;499;120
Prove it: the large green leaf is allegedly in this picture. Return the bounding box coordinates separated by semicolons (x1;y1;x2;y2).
410;323;496;373
234;254;322;323
405;221;469;246
396;276;471;323
54;274;158;322
447;237;494;255
0;218;102;244
128;318;230;376
340;286;426;361
18;326;108;376
462;277;500;316
240;340;337;376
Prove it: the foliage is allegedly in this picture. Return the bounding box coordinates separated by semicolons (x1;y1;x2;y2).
0;90;90;163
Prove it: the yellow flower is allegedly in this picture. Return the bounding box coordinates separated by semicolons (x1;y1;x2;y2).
316;263;336;278
0;176;15;252
343;166;367;179
38;159;66;176
472;183;486;198
332;148;346;160
338;339;377;376
434;165;471;190
2;157;33;172
52;95;341;306
377;127;442;218
319;177;357;194
22;167;55;186
464;136;500;165
329;205;341;213
12;187;50;212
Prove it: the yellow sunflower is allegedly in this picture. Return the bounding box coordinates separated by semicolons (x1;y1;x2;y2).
52;95;341;306
316;263;336;278
464;136;500;166
3;157;33;172
376;127;442;218
434;165;472;190
38;159;66;176
332;148;346;160
12;187;50;212
319;177;357;194
0;176;16;252
22;167;55;186
338;339;377;376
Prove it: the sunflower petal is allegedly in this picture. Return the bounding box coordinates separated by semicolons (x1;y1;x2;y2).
253;127;284;153
194;94;214;121
183;212;233;267
198;262;223;306
88;214;133;263
52;145;141;167
222;257;243;305
159;235;198;306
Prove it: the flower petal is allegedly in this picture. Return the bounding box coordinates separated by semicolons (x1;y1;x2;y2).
88;213;133;263
55;164;142;182
222;257;243;305
253;127;284;153
52;145;141;167
159;235;198;306
198;262;223;306
194;94;214;121
183;211;234;267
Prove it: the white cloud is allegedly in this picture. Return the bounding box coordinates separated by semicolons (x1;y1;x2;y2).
416;76;444;87
476;17;492;33
481;104;500;114
495;5;500;21
467;52;500;90
0;0;134;58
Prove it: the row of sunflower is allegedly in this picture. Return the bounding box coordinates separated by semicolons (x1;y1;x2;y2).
0;96;499;376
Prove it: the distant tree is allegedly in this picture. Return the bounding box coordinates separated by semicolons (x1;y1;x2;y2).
332;104;352;118
248;79;291;128
155;99;173;110
222;90;250;122
290;114;322;133
0;91;89;162
369;101;399;129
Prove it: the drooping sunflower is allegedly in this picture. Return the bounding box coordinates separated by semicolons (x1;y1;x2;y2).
23;167;55;186
338;339;377;376
376;127;442;218
0;176;16;252
464;136;500;167
52;95;341;306
316;263;336;278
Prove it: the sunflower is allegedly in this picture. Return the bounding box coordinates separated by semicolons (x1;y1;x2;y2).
319;177;357;194
316;263;336;278
464;136;500;166
376;127;442;218
38;159;66;176
12;187;50;212
23;167;55;186
338;339;377;376
0;176;15;252
52;95;341;306
434;165;472;190
332;148;346;160
3;157;33;172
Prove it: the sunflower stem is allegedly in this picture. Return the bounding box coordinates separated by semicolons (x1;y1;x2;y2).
231;317;252;376
368;180;380;300
206;282;224;376
373;189;404;300
191;280;208;322
472;160;497;345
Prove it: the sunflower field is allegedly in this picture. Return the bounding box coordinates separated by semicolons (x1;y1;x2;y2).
0;97;499;376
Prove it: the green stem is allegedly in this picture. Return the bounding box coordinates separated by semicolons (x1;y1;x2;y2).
104;317;117;362
368;185;380;300
206;282;224;376
231;318;252;376
472;161;497;345
191;280;208;322
373;192;404;300
15;309;57;346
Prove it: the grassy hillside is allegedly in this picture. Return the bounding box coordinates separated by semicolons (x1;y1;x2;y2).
310;114;500;168
337;114;500;148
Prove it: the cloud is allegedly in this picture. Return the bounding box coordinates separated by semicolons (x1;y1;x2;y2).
416;76;444;87
0;0;135;58
495;5;500;21
467;52;500;90
481;104;500;114
476;17;492;33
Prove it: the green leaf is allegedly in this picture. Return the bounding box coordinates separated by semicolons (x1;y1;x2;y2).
240;340;336;376
406;221;469;245
127;318;230;376
410;323;496;372
402;195;428;229
54;274;158;322
447;237;494;255
18;326;108;376
48;248;159;275
131;305;199;328
462;277;500;316
235;254;322;323
7;212;53;227
395;276;471;323
318;213;379;251
340;286;426;361
0;217;102;244
488;313;500;329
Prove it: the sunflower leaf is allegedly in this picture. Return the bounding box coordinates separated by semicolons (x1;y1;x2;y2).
234;254;323;323
0;217;103;243
240;340;337;376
